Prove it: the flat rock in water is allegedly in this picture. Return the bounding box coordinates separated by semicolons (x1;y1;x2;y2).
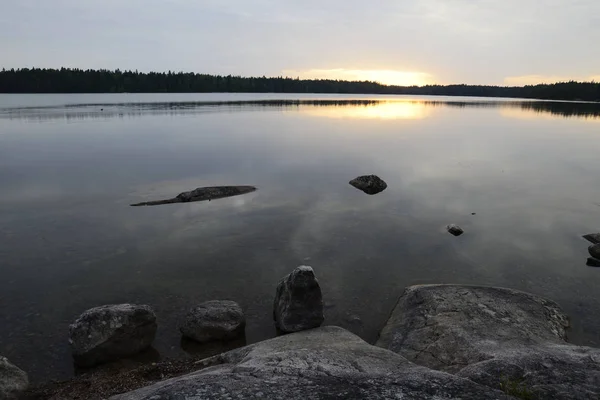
447;224;464;236
273;266;324;333
131;186;256;206
349;175;387;195
587;257;600;267
589;244;600;259
180;300;245;343
0;356;28;400
583;233;600;244
69;304;157;367
377;284;600;399
109;327;508;400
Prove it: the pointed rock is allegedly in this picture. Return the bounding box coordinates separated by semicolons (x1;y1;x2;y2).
583;233;600;244
273;266;324;333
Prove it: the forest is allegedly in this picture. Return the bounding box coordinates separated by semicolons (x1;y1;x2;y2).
1;68;599;102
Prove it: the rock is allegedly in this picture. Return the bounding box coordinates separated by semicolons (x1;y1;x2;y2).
69;304;157;367
377;284;600;399
273;266;324;333
179;300;245;343
589;244;600;259
583;233;600;244
587;257;600;267
109;326;509;400
349;175;387;195
130;185;256;206
0;356;28;400
447;224;464;236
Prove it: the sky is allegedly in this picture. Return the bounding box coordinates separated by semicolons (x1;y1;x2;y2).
1;0;599;86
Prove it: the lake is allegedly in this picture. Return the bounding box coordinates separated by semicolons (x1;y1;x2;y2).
1;93;600;383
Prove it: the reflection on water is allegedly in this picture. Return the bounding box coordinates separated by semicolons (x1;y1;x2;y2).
1;96;600;122
1;94;600;384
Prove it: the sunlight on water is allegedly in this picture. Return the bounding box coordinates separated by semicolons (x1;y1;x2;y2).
296;101;431;120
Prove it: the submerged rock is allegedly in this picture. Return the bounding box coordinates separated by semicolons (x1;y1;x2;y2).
377;284;600;399
180;300;245;343
69;304;157;367
109;327;507;400
583;233;600;244
588;243;600;259
0;356;28;400
273;266;324;333
349;175;387;195
131;185;256;206
587;257;600;267
447;224;464;236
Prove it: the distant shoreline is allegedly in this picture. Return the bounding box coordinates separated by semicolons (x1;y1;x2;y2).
1;68;599;102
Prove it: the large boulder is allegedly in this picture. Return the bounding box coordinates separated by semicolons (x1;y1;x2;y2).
179;300;245;343
110;326;509;400
377;284;600;399
69;304;157;367
0;356;28;400
349;175;388;195
273;266;324;333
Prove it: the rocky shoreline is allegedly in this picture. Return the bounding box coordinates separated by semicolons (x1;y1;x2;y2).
4;265;598;399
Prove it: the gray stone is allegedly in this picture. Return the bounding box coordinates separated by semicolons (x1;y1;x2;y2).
130;186;256;206
583;233;600;244
589;244;600;259
273;266;324;333
349;175;388;195
587;257;600;267
0;356;28;400
377;284;600;399
180;300;245;343
447;224;464;236
110;326;509;400
69;304;157;367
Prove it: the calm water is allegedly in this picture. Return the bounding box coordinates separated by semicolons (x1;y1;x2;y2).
1;93;600;383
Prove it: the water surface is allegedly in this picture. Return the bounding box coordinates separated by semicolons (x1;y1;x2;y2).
1;93;600;383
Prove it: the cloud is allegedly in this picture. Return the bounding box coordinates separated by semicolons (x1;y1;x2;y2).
0;0;599;84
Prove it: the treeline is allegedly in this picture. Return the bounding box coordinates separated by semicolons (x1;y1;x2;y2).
1;68;599;101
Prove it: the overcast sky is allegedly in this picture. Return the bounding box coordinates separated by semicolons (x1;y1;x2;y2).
1;0;599;85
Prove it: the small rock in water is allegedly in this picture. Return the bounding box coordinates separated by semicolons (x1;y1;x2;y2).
447;224;464;236
180;300;246;343
273;266;324;333
583;233;600;244
349;175;388;195
69;304;157;367
587;258;600;268
0;356;28;400
589;244;600;259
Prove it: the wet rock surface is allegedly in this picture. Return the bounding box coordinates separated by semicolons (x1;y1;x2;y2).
447;224;464;236
179;300;245;343
349;175;388;195
110;326;508;400
130;185;256;206
583;233;600;244
69;304;157;367
377;284;600;399
0;355;28;400
273;266;324;333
